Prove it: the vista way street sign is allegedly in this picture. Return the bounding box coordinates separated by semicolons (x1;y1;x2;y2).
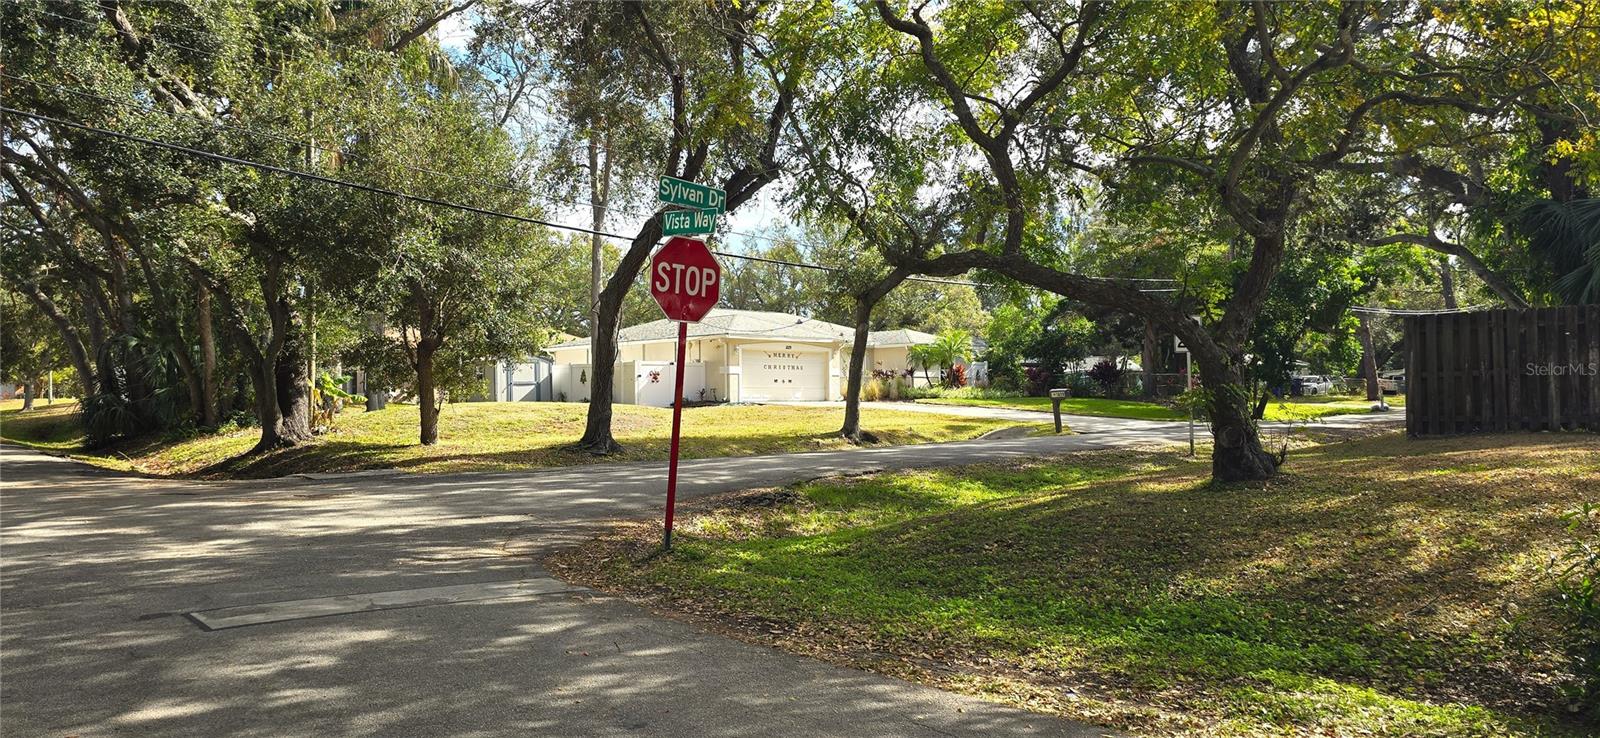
658;175;726;213
662;207;718;236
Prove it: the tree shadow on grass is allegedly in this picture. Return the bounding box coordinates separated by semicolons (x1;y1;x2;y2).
636;433;1599;731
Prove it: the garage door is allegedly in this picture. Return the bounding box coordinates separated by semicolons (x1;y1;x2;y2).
742;348;829;402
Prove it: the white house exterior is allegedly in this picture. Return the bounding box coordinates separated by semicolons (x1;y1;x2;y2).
546;309;956;406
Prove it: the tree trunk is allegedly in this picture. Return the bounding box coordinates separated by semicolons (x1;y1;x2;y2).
198;287;218;426
416;345;440;445
21;381;36;411
21;282;96;397
576;217;664;455
365;375;388;411
1358;313;1380;401
364;316;388;411
1142;319;1157;399
1194;349;1279;483
1438;259;1458;309
275;337;313;444
840;270;910;442
840;303;874;443
576;284;626;454
249;359;285;452
588;131;611;337
173;345;205;427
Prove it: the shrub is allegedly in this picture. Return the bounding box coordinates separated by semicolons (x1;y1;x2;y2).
1024;365;1056;396
948;364;967;388
1549;502;1600;720
1087;359;1125;397
861;378;883;402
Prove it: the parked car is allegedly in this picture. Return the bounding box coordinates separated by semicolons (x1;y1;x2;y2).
1291;374;1335;396
1378;370;1405;395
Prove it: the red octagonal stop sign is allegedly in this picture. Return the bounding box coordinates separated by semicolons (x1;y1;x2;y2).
650;236;721;323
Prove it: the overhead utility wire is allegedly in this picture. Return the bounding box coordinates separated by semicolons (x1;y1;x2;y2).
4;80;1182;283
2;106;1017;289
1349;304;1496;315
26;14;1184;284
4;73;790;247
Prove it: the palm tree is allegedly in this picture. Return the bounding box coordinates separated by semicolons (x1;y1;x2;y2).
927;330;974;387
1522;198;1600;305
907;344;937;388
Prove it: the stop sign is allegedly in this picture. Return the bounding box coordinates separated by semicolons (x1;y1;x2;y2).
650;236;721;323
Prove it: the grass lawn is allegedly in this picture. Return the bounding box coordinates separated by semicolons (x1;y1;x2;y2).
917;396;1186;420
917;394;1406;423
553;432;1599;737
0;401;1032;478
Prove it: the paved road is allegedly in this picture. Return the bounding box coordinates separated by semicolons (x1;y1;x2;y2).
1;428;1165;738
781;399;1405;437
0;407;1401;736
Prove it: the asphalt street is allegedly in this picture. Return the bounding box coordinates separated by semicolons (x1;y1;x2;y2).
0;408;1400;736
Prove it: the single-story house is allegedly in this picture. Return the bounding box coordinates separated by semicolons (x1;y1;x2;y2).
544;309;966;406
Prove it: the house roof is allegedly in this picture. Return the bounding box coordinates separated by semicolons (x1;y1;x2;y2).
865;328;937;348
549;309;947;350
550;309;854;349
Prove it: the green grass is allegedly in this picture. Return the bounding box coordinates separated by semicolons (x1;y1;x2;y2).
919;394;1407;423
0;400;86;452
556;433;1599;736
0;401;1032;478
918;395;1186;420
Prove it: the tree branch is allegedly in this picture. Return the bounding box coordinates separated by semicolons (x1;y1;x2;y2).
388;0;480;53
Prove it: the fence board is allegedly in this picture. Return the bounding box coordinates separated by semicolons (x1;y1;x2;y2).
1406;306;1599;436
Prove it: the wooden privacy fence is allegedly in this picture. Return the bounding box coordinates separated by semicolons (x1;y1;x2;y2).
1405;305;1600;436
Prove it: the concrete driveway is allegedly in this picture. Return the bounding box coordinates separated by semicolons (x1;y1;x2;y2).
1;434;1142;738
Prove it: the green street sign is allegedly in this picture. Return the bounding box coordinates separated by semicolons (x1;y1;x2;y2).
662;207;718;236
658;175;726;213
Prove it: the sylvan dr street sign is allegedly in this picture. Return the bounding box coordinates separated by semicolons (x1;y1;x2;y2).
658;175;726;213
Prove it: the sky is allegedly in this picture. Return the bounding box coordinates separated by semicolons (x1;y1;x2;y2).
432;10;791;254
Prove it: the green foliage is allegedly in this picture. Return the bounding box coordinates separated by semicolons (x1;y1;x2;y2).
573;435;1600;735
1086;359;1125;398
1521;199;1600;305
0;290;62;393
1548;502;1600;719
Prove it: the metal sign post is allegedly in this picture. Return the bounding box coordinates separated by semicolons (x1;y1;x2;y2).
1187;350;1195;457
648;228;723;551
1176;333;1194;457
663;320;689;550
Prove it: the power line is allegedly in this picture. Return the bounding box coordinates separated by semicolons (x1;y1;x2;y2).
16;9;1179;291
1349;304;1496;315
4;72;693;232
6;106;1189;296
7;60;1159;283
2;106;998;288
3;105;611;234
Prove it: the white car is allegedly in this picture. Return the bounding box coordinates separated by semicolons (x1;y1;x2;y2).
1294;375;1335;396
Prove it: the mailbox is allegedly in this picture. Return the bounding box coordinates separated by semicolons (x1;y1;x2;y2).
1048;388;1069;433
